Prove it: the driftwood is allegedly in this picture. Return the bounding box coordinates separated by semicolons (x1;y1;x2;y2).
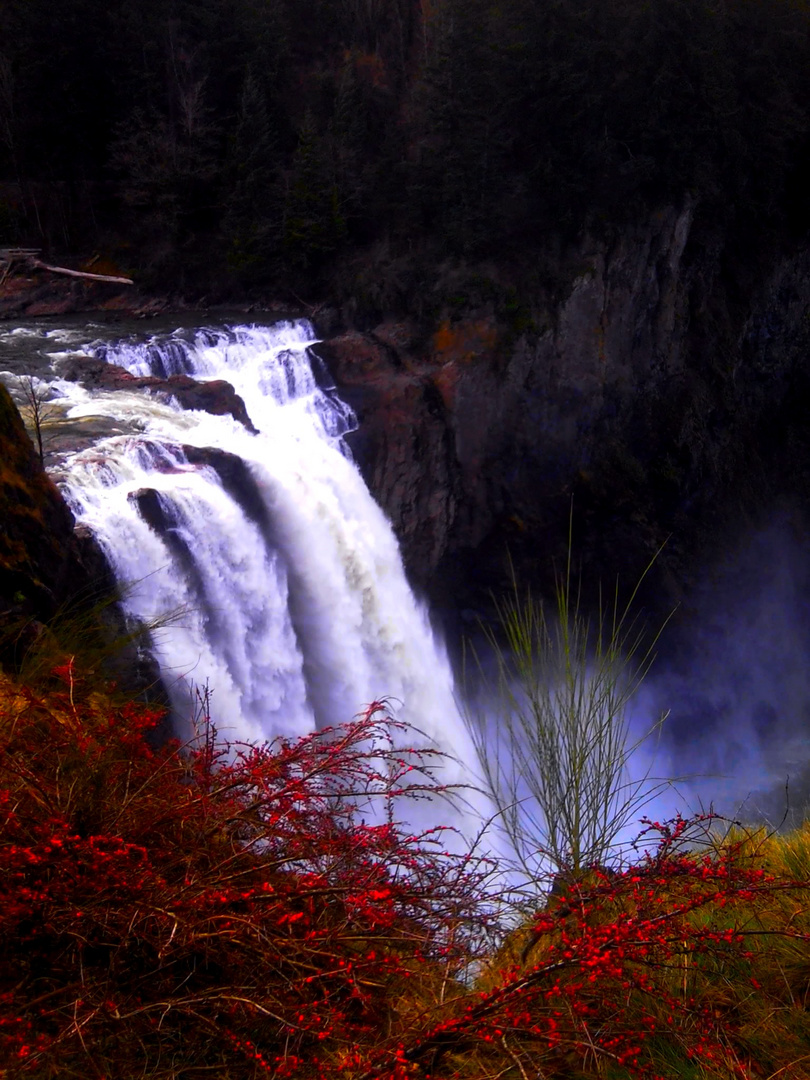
31;259;134;285
0;248;134;286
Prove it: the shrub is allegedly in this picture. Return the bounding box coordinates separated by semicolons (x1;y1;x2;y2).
3;664;810;1079
464;549;672;884
0;671;493;1078
390;814;810;1080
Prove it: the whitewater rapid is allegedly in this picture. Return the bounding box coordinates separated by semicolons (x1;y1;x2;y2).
19;322;474;798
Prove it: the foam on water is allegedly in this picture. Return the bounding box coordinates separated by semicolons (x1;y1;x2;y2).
56;322;476;799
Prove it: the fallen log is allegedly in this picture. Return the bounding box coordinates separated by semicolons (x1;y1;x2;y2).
31;258;134;286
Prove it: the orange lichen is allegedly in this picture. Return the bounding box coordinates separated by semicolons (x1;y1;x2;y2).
430;319;497;408
431;319;497;365
353;51;388;90
431;361;462;410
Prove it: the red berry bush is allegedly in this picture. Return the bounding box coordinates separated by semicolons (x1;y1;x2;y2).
2;664;810;1079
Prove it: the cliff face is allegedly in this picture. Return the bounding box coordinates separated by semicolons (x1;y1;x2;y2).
0;383;112;646
320;208;810;611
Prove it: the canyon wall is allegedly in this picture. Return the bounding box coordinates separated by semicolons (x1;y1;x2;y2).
320;206;810;615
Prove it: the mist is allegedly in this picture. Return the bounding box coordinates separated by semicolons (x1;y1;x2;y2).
631;510;810;830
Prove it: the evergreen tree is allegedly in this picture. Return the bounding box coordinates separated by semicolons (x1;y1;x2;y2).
0;0;808;286
411;0;517;252
281;112;347;281
109;12;222;257
331;59;368;226
223;68;283;280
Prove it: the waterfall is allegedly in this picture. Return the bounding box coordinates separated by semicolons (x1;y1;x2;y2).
53;322;474;796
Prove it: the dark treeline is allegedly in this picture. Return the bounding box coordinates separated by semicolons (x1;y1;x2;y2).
1;0;809;301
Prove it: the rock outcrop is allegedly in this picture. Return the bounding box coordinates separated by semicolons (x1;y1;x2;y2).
0;383;168;700
56;355;258;432
320;205;810;613
0;260;168;319
0;382;116;653
317;327;463;577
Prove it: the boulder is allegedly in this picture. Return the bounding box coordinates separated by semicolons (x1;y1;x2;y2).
57;356;258;433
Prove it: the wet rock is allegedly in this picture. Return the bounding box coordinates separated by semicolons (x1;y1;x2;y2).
56;355;258;432
155;375;258;433
128;488;170;534
54;354;111;387
181;445;274;540
319;331;461;582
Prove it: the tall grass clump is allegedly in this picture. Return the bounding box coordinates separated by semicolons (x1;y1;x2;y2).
465;544;673;883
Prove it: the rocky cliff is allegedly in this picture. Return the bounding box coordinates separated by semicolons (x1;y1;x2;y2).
0;382;119;667
319;206;810;617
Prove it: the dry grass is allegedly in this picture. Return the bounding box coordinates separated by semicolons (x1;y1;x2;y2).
468;821;810;1080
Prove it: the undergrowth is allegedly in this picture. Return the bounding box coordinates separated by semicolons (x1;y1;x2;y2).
2;659;810;1079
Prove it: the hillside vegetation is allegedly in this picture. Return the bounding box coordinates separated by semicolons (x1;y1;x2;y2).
1;0;809;301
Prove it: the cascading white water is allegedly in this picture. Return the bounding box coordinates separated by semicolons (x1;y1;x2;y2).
51;322;475;797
